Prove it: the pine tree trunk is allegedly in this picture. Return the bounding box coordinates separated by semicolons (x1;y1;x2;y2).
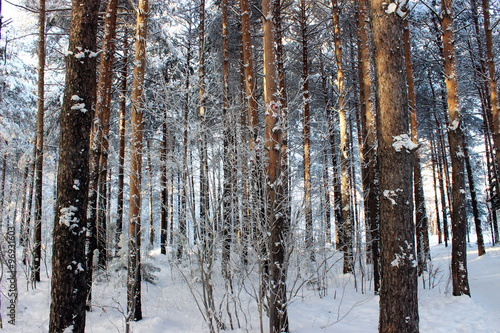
263;0;289;331
300;0;314;262
430;134;442;244
199;0;210;247
482;0;500;189
238;43;250;265
323;146;331;244
19;165;29;249
161;103;169;254
221;0;233;283
116;31;128;254
147;138;154;248
428;76;450;246
356;0;380;293
332;0;352;274
32;0;45;284
127;0;149;322
319;55;332;246
91;0;119;275
440;0;470;297
240;0;264;255
404;19;430;275
275;0;291;260
462;134;485;255
23;149;36;264
368;0;419;330
48;0;99;330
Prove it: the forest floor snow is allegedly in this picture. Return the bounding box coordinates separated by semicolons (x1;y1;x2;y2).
3;237;500;332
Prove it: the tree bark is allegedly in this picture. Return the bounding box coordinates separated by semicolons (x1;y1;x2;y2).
356;0;380;292
430;134;442;244
368;0;419;331
300;0;314;262
482;0;500;190
440;0;470;297
147;138;154;248
263;0;289;331
320;53;344;250
32;0;45;284
332;0;352;274
48;0;99;330
116;31;128;255
127;0;149;322
221;0;234;283
404;18;430;275
429;76;450;247
462;134;485;255
199;0;210;246
161;98;169;255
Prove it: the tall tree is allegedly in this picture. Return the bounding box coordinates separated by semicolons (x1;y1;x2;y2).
161;91;169;255
299;0;313;262
403;18;430;275
332;0;353;274
32;0;45;284
356;0;380;292
482;0;500;191
221;0;233;282
48;0;100;330
127;0;149;322
368;0;419;331
86;0;120;306
440;0;470;296
462;133;485;256
198;0;210;245
262;0;289;331
116;31;128;254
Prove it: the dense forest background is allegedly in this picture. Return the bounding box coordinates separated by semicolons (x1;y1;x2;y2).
0;0;499;331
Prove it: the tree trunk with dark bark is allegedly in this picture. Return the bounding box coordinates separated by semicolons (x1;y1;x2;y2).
48;0;99;330
32;0;45;284
116;31;128;255
368;0;419;330
300;0;314;262
462;134;485;256
263;0;289;331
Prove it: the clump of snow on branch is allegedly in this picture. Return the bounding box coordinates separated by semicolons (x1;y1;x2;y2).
392;134;418;152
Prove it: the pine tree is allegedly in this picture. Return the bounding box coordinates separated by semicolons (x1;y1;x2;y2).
368;0;419;330
48;0;100;330
127;0;149;322
32;0;45;284
440;0;470;297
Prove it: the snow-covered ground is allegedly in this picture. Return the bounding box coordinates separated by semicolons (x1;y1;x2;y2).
3;237;499;332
